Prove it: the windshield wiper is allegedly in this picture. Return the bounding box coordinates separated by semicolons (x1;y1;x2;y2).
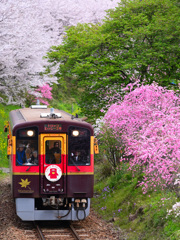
26;166;32;171
70;159;80;171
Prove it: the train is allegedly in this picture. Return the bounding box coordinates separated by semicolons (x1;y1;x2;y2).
4;104;99;221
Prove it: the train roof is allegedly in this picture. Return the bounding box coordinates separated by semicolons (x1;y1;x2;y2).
9;107;91;130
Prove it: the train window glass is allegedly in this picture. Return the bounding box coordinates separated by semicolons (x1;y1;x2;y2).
68;127;90;166
45;140;61;164
16;126;38;166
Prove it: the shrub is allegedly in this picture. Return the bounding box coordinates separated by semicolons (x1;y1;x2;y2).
104;82;180;193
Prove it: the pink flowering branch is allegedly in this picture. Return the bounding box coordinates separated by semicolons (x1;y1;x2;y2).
29;83;53;106
104;82;180;193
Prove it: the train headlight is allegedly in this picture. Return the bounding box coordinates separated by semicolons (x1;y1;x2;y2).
72;130;79;137
27;130;34;137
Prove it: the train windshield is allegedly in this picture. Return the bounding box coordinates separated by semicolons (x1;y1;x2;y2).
45;140;61;164
68;126;90;166
16;127;38;166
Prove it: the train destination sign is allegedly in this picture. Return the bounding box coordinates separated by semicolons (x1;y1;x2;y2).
44;124;62;131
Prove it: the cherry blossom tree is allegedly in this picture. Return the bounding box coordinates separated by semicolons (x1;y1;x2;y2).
104;82;180;193
0;0;119;105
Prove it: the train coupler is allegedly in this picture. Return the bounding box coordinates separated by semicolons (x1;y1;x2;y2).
74;199;87;209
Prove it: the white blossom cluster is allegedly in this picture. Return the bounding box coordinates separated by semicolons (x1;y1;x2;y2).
167;202;180;218
174;173;180;186
166;174;180;218
0;0;119;104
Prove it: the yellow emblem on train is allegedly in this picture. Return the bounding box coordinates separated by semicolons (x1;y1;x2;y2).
19;178;31;188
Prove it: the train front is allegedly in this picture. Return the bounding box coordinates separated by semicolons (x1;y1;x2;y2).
9;108;96;221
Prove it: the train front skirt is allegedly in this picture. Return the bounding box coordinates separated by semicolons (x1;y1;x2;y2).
15;198;90;221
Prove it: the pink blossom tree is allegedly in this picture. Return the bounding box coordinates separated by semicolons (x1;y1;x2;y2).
104;82;180;193
28;83;53;106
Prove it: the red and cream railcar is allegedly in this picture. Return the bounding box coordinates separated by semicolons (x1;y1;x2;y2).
6;105;98;221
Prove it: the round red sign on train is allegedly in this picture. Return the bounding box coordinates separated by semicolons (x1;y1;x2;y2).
45;165;62;182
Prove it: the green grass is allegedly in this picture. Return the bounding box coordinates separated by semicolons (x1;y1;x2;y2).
50;93;84;118
51;101;83;117
0;103;19;168
0;169;8;178
92;163;180;240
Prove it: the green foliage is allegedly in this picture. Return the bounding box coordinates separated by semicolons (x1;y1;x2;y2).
0;104;19;168
93;162;180;239
164;221;180;239
45;0;180;120
97;124;131;175
0;169;6;178
48;82;84;117
94;160;112;183
51;98;83;118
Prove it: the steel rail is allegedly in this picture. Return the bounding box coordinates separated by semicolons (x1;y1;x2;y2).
34;223;46;240
69;223;81;240
34;221;81;240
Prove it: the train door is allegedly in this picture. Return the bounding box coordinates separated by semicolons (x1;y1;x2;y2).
39;134;66;194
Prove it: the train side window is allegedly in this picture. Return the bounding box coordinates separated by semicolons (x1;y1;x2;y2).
16;127;38;166
68;127;90;166
16;142;27;166
45;140;61;164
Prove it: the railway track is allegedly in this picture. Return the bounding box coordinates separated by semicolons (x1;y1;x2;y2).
23;221;89;240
